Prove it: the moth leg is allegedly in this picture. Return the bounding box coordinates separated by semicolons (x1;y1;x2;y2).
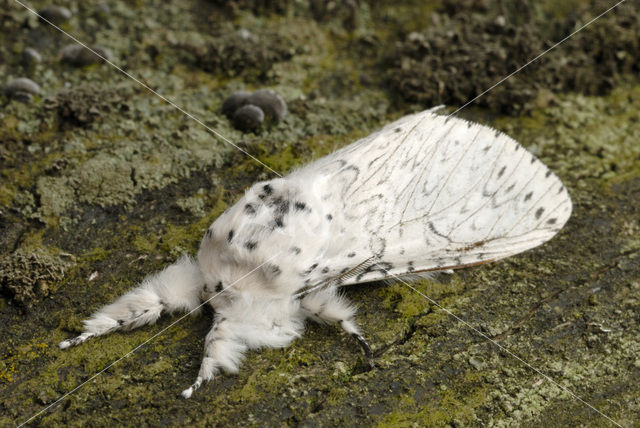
59;255;204;349
339;318;373;361
301;288;373;364
181;317;247;398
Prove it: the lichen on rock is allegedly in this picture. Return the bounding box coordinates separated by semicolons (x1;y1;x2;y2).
0;250;74;307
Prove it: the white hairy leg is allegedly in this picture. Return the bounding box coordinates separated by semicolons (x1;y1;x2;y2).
59;255;204;349
301;287;372;360
182;297;305;398
181;317;248;398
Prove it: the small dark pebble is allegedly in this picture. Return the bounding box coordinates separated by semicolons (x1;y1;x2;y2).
38;5;72;24
22;48;42;64
221;90;251;118
5;78;40;102
232;104;264;132
60;44;112;67
247;89;287;122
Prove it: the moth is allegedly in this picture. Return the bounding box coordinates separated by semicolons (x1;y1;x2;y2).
59;109;572;398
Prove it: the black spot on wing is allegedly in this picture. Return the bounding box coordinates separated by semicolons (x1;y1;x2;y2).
227;230;234;243
326;214;333;221
294;202;306;211
429;222;451;241
535;207;545;219
290;246;301;255
245;241;258;250
347;252;356;258
215;282;223;292
321;267;329;273
524;191;533;201
355;262;393;282
205;228;213;239
497;166;506;178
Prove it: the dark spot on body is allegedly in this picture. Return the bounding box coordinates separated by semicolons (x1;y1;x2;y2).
395;127;401;133
295;202;306;211
348;252;356;258
215;282;223;292
245;241;258;250
205;229;213;239
535;207;545;219
244;203;257;215
262;184;273;195
273;217;284;228
290;246;301;254
326;214;333;221
407;266;415;272
340;267;350;274
524;191;533;201
118;319;125;326
321;267;329;273
227;230;234;243
268;264;281;277
300;263;318;277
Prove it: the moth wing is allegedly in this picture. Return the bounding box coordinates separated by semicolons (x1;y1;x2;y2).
290;110;572;286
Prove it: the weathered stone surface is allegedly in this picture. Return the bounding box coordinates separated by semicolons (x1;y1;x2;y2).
1;1;638;427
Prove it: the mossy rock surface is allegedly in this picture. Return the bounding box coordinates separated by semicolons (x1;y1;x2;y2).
1;1;639;427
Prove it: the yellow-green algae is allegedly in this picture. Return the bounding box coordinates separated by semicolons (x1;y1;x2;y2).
1;0;639;427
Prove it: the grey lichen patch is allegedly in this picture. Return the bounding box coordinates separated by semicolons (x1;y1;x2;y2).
47;83;129;127
174;27;295;80
0;249;74;306
496;84;640;189
386;0;640;114
175;189;208;218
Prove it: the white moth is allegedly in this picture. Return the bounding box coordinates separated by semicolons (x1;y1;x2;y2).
59;109;572;398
